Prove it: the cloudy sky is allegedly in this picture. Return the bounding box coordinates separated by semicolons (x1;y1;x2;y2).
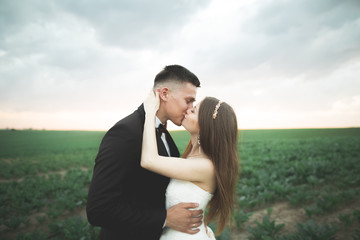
1;0;359;131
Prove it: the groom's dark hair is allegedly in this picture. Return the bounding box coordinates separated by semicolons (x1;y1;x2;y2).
154;65;201;88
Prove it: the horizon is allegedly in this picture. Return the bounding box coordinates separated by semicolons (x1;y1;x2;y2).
2;126;359;132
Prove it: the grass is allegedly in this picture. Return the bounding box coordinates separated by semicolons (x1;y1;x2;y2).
0;128;359;239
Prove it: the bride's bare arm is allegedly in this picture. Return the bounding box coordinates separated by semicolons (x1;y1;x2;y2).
141;91;213;183
142;91;205;234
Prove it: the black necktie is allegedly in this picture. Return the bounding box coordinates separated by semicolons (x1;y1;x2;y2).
157;123;167;135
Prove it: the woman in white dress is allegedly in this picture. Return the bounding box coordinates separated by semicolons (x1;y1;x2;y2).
141;91;239;239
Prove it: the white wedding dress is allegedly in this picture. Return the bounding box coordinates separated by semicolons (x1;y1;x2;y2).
160;179;216;240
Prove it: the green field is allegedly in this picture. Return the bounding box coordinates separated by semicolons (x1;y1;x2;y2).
0;128;359;240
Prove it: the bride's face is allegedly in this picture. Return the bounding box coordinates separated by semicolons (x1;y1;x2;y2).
182;102;200;134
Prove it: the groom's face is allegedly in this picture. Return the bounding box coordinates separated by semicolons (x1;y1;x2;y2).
165;82;197;126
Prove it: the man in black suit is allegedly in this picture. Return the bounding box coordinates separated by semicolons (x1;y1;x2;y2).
87;65;203;239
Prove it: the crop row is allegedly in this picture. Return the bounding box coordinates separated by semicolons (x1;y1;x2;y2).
0;169;92;233
0;128;359;239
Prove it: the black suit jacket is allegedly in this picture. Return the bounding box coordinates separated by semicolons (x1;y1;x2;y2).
87;104;180;240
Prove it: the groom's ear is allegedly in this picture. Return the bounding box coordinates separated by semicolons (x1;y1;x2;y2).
158;87;169;102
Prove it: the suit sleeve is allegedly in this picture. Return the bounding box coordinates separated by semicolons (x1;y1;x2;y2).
86;123;166;231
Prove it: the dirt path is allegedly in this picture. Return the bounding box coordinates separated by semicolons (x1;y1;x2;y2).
2;199;359;239
231;198;360;240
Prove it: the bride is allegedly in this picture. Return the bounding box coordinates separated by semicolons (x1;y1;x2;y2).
141;91;239;239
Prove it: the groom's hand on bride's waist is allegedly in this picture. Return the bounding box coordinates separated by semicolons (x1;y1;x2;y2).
165;202;203;234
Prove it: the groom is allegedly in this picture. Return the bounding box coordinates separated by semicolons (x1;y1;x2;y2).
87;65;203;239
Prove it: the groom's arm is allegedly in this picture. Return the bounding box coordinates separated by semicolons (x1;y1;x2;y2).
86;123;165;231
166;203;204;234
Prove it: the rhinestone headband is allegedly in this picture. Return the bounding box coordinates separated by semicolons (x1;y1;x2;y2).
212;101;223;119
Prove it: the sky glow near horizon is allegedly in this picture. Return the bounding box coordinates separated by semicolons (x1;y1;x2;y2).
0;0;359;131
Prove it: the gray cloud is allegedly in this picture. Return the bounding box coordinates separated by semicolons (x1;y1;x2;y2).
0;0;210;112
55;0;210;48
0;0;210;70
196;0;360;80
0;0;210;49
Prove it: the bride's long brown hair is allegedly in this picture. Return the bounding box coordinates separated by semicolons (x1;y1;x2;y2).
182;97;239;235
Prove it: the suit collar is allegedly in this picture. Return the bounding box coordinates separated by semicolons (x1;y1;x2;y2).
137;104;145;123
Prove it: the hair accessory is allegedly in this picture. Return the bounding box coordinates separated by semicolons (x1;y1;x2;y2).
212;101;223;119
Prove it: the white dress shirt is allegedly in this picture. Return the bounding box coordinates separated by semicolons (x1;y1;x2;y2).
155;117;170;156
155;117;171;228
